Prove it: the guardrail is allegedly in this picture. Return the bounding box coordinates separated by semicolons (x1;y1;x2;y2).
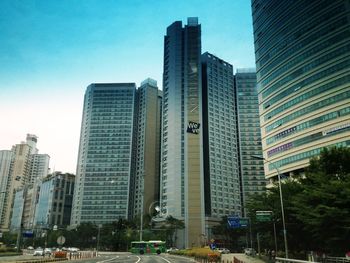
325;257;350;263
275;257;319;263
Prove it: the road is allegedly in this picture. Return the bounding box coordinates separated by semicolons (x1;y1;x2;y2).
0;252;197;263
73;253;197;263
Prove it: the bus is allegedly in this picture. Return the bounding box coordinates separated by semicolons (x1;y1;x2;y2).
130;240;166;255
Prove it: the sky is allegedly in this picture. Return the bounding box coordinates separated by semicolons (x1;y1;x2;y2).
0;0;256;173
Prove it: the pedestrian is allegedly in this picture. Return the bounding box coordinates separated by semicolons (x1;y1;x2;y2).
271;250;276;261
268;249;272;260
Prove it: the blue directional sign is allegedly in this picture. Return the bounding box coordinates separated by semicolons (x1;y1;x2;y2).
23;231;34;238
228;216;249;228
227;216;241;228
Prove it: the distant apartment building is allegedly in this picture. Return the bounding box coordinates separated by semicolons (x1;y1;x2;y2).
0;135;49;231
10;186;36;230
131;78;162;218
161;18;204;247
201;52;241;222
251;0;350;183
234;69;266;214
28;154;50;184
1;142;31;231
71;83;137;226
0;150;13;230
34;173;75;228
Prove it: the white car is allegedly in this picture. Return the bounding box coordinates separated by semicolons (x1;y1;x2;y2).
44;248;52;255
68;247;79;252
244;248;256;256
216;248;230;254
33;248;44;256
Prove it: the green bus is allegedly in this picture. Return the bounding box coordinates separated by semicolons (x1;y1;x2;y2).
130;240;166;255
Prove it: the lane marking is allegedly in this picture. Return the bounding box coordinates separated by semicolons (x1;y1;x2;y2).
159;256;172;263
97;256;119;263
135;255;141;263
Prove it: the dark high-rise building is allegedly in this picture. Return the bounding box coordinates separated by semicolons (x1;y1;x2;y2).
251;0;350;183
234;69;266;214
201;52;241;222
161;17;204;248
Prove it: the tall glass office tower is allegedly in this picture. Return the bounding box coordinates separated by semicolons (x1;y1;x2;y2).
161;18;205;248
252;0;350;182
201;52;241;220
234;69;266;214
71;83;136;226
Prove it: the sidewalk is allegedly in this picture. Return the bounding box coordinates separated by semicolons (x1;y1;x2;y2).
221;253;266;263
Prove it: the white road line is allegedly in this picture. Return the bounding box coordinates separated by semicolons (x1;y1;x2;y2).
135;255;141;263
97;256;119;263
159;256;172;263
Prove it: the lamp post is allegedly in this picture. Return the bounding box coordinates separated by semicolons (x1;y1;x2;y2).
251;155;289;258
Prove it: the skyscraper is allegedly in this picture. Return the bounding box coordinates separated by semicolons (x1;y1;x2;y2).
0;135;49;231
234;69;266;214
0;142;31;231
251;0;350;183
0;150;13;231
131;78;162;218
71;83;136;226
28;154;50;184
201;52;241;221
161;17;204;247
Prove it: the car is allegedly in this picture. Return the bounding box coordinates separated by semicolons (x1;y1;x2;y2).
44;248;52;255
68;247;79;252
216;248;230;254
166;247;179;253
33;248;44;256
27;246;34;250
244;248;256;256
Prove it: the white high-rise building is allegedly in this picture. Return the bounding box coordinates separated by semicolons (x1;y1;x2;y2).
71;83;137;226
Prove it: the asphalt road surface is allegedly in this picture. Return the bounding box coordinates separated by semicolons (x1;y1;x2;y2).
78;253;197;263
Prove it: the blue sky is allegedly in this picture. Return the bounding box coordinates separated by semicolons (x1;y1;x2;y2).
0;0;255;173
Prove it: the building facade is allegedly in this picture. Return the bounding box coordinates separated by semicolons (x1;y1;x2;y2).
251;0;350;182
0;135;49;231
201;53;241;221
234;69;266;214
0;143;31;231
28;154;50;185
161;18;205;247
34;173;75;228
131;78;162;218
0;150;13;230
71;83;136;226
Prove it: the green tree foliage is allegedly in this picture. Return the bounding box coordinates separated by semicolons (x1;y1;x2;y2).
245;146;350;256
164;215;184;247
291;147;350;255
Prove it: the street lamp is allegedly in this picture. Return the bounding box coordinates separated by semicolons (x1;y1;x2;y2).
251;155;289;258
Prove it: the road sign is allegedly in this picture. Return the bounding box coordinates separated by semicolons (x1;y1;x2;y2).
239;218;249;227
57;236;66;245
228;216;240;228
256;211;272;222
228;216;249;228
23;231;34;238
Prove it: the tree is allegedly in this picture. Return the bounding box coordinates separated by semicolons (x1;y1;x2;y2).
291;147;350;255
245;146;350;256
164;215;184;247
